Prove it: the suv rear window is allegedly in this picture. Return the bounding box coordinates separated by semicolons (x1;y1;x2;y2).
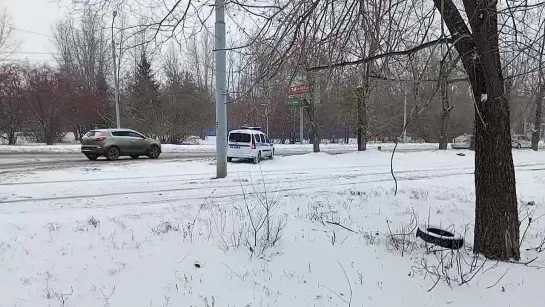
229;133;251;143
85;131;103;137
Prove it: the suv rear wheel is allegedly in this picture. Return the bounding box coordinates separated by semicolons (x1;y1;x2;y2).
85;153;99;161
106;147;120;161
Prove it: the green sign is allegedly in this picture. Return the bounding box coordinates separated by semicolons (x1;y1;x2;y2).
286;97;302;105
285;76;308;106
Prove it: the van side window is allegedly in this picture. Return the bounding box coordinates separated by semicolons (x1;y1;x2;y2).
265;135;270;143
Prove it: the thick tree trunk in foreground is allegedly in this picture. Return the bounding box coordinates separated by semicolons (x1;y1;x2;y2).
435;0;520;260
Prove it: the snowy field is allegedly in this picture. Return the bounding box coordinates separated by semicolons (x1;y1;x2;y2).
1;150;545;306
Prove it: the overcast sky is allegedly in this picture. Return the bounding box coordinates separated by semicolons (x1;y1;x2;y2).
1;0;67;63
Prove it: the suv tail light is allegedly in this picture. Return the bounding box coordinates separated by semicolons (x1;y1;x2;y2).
251;137;256;149
94;136;107;142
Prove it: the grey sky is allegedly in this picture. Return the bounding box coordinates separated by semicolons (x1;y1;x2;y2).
1;0;66;63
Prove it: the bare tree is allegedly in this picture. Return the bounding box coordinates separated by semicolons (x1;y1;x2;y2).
53;9;111;137
0;64;28;144
0;8;18;61
434;0;520;260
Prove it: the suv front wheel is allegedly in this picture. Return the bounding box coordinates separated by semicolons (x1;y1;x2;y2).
148;145;161;159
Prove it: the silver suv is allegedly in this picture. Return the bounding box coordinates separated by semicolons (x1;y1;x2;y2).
81;129;161;161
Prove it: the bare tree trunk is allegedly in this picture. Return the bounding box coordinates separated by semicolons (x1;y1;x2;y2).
439;81;450;150
7;129;16;145
436;0;520;260
532;87;544;151
356;85;367;151
532;27;545;151
306;73;320;152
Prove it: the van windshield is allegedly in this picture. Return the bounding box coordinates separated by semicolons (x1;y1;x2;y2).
229;133;251;143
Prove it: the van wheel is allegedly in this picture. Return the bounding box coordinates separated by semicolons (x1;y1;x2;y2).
253;152;261;164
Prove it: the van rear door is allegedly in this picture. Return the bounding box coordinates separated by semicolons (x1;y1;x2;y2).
229;132;252;155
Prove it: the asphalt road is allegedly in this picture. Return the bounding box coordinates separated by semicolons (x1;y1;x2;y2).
0;146;473;174
0;149;352;173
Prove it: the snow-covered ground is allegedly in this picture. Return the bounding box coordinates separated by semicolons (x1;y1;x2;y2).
1;150;545;306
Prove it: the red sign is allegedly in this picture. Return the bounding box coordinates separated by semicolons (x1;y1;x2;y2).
288;85;309;95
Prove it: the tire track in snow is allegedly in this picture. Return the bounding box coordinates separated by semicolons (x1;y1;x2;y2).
2;163;545;214
0;163;489;203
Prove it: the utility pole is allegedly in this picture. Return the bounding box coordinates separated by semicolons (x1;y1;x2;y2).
214;0;227;178
111;11;121;129
403;93;407;143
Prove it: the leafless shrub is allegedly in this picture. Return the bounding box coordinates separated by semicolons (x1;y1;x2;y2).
209;174;286;256
412;247;492;291
209;204;245;251
409;189;429;200
386;212;419;256
88;216;100;228
361;230;381;245
44;223;61;232
240;172;287;256
307;201;340;225
152;221;180;235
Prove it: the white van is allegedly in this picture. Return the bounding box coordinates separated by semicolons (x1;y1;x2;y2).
227;126;274;164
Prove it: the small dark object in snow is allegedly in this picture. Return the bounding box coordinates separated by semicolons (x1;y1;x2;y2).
416;225;464;249
528;201;536;206
194;263;201;268
378;146;382;151
456;153;466;156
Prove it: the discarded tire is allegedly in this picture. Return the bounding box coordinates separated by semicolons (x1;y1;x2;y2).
416;225;464;250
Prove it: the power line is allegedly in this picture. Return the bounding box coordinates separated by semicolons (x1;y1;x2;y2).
0;51;60;55
0;58;58;63
9;27;55;39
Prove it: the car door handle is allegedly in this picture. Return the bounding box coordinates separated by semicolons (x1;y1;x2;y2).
130;140;135;143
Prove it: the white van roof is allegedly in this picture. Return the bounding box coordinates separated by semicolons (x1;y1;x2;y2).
229;129;264;135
